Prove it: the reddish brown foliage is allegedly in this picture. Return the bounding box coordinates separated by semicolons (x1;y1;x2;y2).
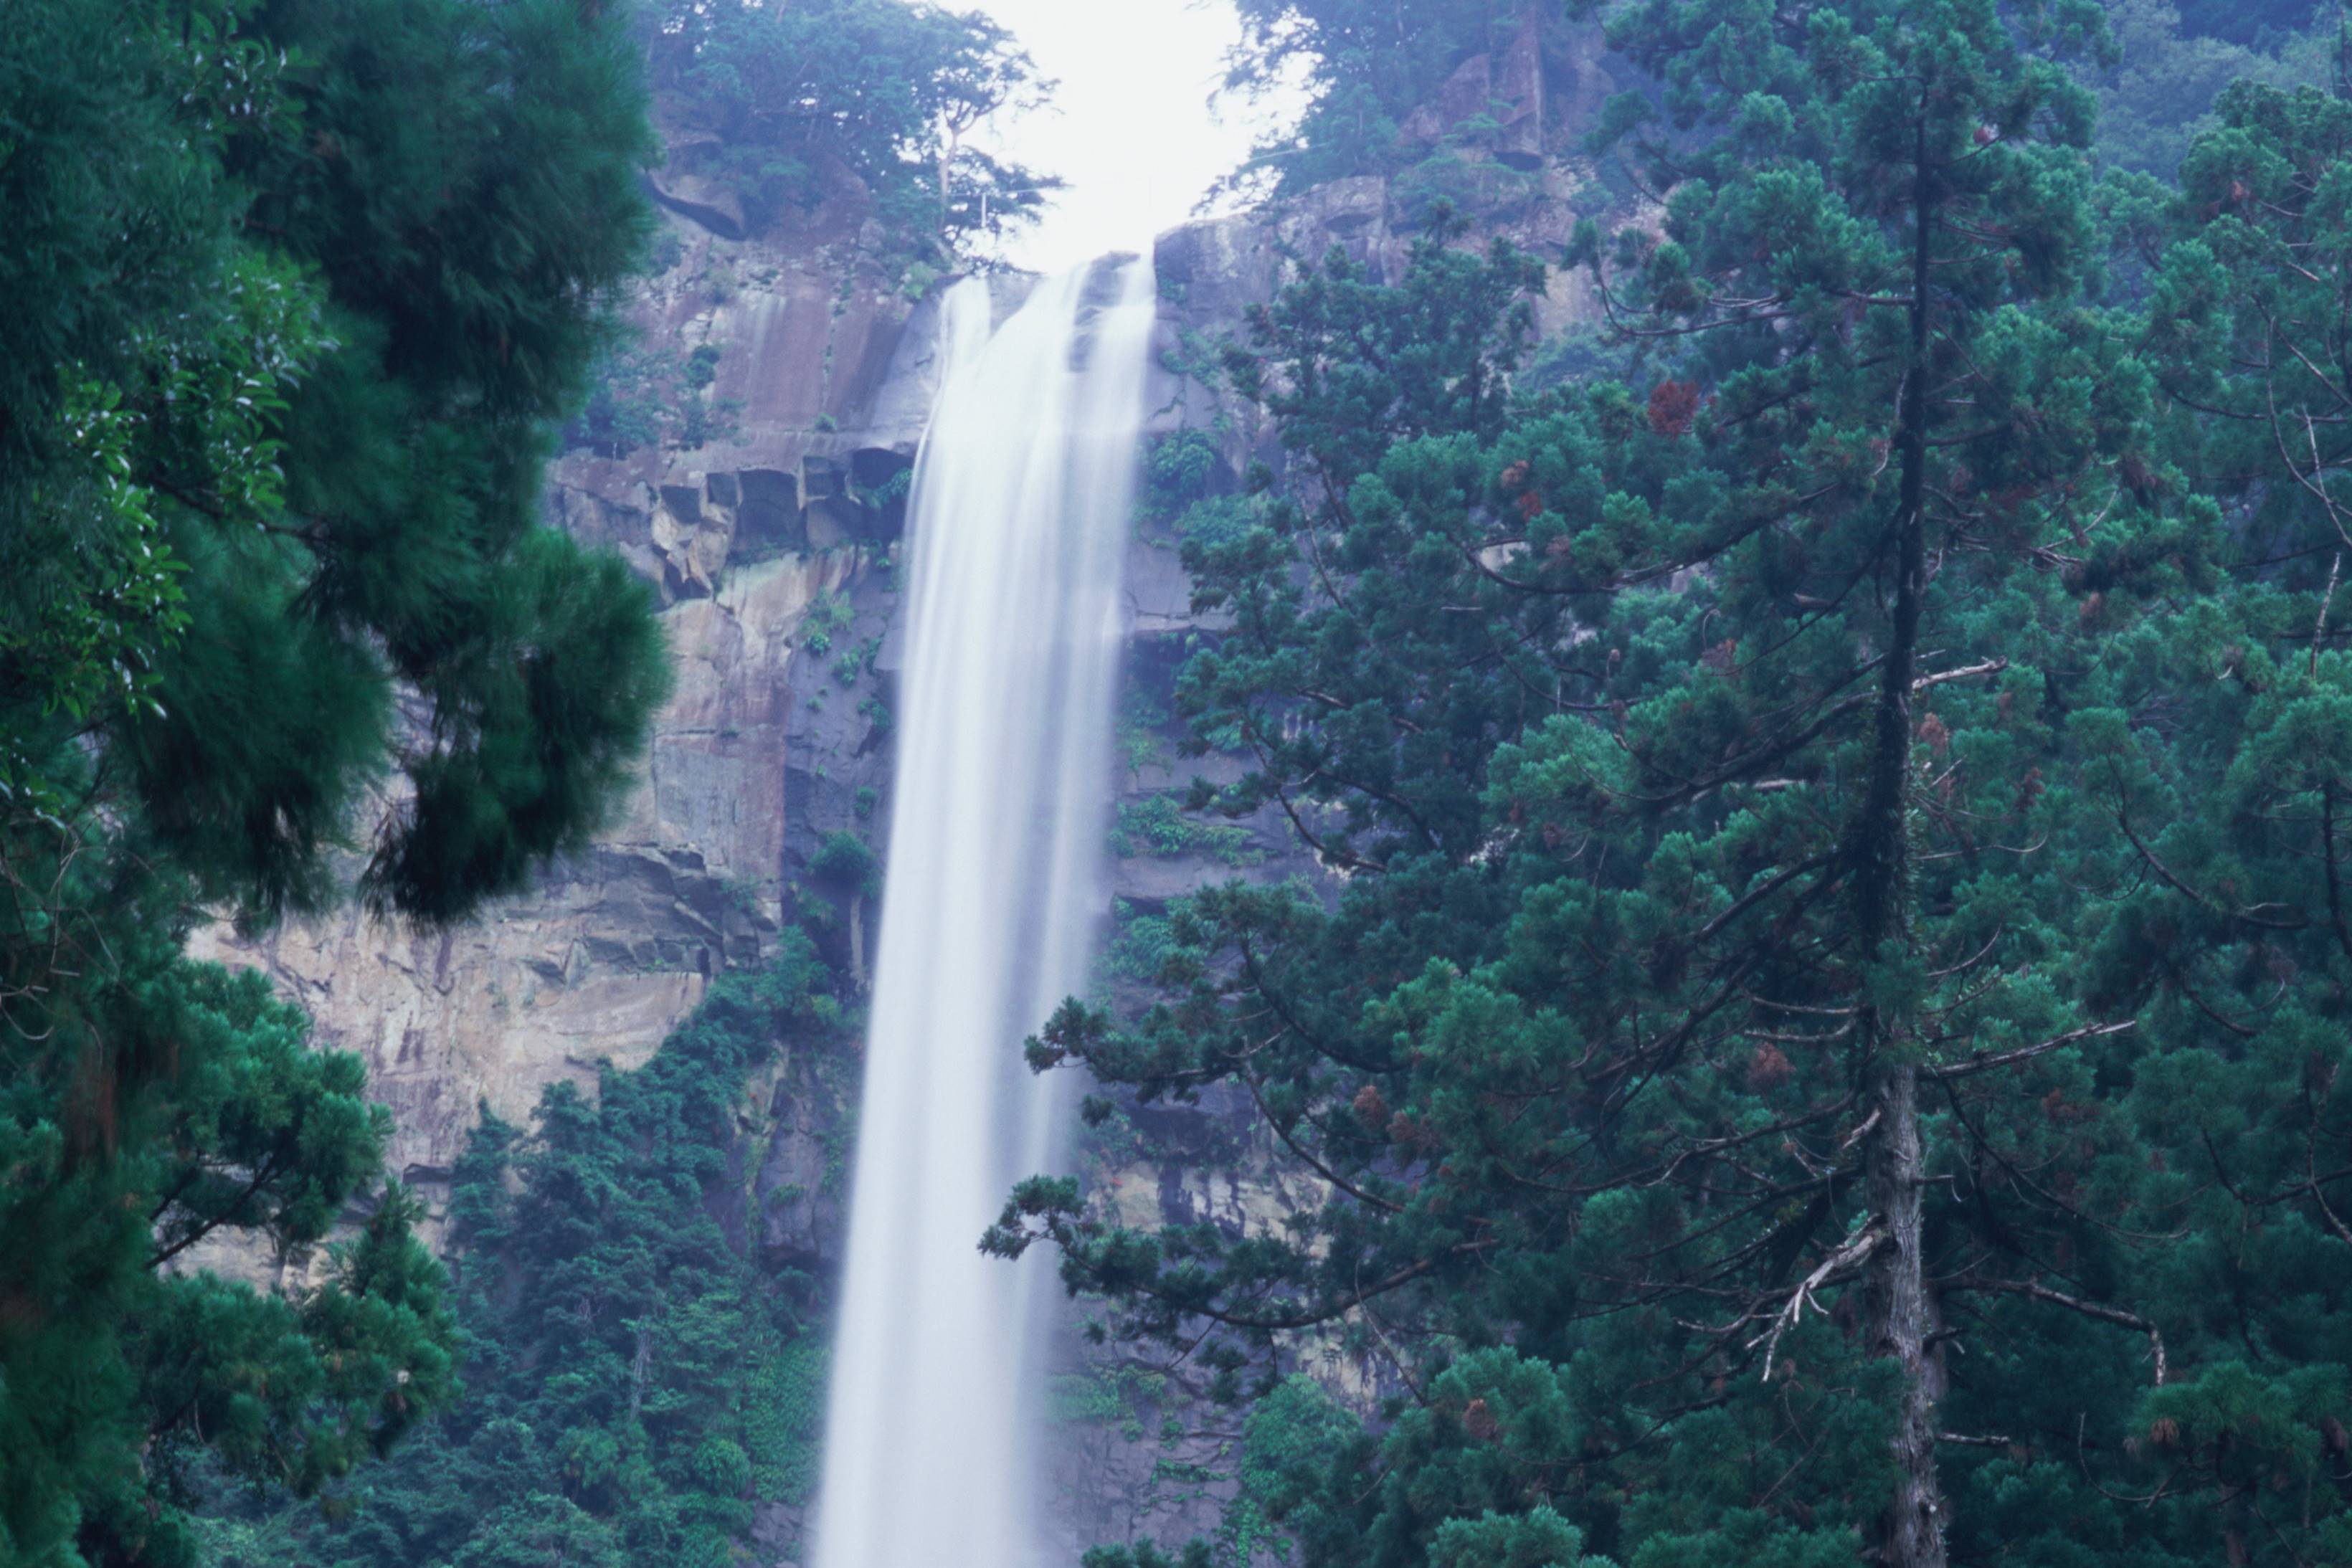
1647;379;1701;437
1917;711;1950;758
1746;1043;1795;1091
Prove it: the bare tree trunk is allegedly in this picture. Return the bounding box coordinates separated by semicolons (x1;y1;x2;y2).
936;113;959;234
849;890;867;989
627;1319;651;1424
1850;94;1946;1568
1864;1055;1947;1567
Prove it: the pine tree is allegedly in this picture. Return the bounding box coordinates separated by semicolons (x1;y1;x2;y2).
0;3;670;1561
993;4;2345;1564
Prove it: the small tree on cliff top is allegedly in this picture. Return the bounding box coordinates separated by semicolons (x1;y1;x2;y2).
640;0;1058;247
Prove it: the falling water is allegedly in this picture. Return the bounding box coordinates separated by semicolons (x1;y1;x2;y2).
812;256;1157;1568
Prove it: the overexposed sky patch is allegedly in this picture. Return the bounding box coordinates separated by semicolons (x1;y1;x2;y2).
957;0;1303;273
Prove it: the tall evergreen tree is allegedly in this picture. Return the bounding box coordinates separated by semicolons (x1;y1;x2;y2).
1000;4;2343;1565
0;2;670;1562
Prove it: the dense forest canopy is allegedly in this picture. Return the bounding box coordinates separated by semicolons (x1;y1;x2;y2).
997;3;2352;1568
2174;0;2323;47
214;939;851;1568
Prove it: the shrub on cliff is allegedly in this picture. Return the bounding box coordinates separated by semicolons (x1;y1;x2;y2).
264;933;851;1568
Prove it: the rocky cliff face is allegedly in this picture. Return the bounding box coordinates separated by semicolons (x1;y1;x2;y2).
192;205;959;1255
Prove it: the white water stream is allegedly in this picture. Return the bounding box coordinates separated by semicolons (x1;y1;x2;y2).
812;257;1157;1568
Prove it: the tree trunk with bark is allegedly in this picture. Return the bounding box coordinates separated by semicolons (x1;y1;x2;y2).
1851;94;1948;1568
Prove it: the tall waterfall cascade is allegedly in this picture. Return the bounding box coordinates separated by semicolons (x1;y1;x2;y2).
812;257;1157;1568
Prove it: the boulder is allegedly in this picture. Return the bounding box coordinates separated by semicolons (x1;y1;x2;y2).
645;167;746;240
1398;8;1546;171
659;482;704;526
801;453;845;500
1494;8;1548;169
735;467;805;555
757;1059;845;1268
803;495;863;549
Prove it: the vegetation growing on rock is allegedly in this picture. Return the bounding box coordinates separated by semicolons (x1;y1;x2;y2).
639;0;1056;248
235;935;854;1568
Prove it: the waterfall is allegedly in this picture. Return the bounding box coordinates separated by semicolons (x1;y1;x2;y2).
812;256;1157;1568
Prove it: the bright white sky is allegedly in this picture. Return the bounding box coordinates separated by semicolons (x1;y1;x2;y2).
955;0;1304;272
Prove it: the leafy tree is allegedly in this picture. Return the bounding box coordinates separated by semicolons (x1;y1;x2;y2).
640;0;1056;249
2;931;454;1568
1225;1;1570;194
2175;0;2321;49
0;1;670;1561
993;4;2348;1567
2092;0;2327;175
218;0;673;924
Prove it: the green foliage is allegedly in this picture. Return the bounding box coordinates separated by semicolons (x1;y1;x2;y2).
743;1339;830;1505
0;0;674;928
1137;430;1267;561
853;468;915;515
1109;797;1260;868
640;0;1056;251
282;936;850;1568
1083;1541;1216;1568
809;832;883;899
569;340;739;458
833;637;883;687
1103;902;1181;985
801;591;855;650
1391;142;1547;229
1140;432;1224;526
1118;693;1172;782
2093;0;2327;175
0;928;452;1568
0;0;670;1559
1001;5;2352;1567
2176;0;2320;47
1223;1;1571;194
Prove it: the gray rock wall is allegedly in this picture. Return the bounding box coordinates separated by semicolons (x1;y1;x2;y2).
194;201;949;1255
